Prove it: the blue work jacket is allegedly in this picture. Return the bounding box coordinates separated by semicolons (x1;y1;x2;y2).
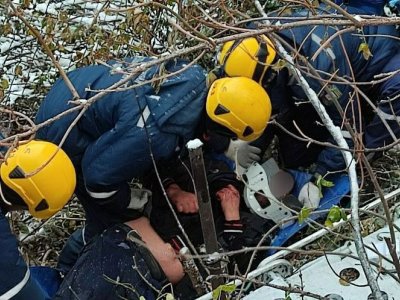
35;57;207;232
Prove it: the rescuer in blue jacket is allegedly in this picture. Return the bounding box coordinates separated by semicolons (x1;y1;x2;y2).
35;57;208;241
34;57;272;274
334;0;386;15
334;0;400;15
0;140;76;299
216;3;400;205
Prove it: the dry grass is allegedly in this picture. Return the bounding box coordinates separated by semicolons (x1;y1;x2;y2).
11;198;85;268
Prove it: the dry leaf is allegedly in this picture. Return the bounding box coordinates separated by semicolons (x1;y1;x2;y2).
339;278;350;286
358;42;373;60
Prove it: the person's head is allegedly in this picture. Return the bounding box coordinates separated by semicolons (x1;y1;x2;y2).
0;140;76;219
217;35;276;85
206;76;272;142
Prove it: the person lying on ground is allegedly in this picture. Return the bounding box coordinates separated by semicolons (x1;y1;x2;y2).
147;147;275;277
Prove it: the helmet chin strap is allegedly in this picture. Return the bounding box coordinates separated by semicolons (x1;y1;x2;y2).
0;181;12;206
0;178;27;208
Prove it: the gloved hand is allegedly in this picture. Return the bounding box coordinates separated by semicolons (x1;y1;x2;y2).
127;188;152;211
224;139;261;168
298;182;321;209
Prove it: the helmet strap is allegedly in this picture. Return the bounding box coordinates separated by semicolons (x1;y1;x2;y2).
205;116;236;139
205;130;231;153
221;38;244;76
0;182;12;206
252;40;269;83
261;55;279;89
0;178;26;207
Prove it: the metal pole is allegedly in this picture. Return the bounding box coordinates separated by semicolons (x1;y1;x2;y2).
187;139;226;293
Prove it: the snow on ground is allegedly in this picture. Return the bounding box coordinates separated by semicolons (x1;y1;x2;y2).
1;0;144;106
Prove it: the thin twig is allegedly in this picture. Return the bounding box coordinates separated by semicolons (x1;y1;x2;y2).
7;1;80;100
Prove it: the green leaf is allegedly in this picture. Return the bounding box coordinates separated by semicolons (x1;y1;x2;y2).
326;206;343;225
207;70;218;88
299;207;312;224
340;208;348;221
212;283;236;300
358;42;373;60
165;293;175;300
319;177;335;188
1;79;9;90
284;289;293;299
324;219;333;228
271;59;287;73
18;222;30;234
329;85;342;99
315;175;335;198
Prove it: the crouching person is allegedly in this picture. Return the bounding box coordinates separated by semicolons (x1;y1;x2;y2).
0;140;76;299
54;216;196;300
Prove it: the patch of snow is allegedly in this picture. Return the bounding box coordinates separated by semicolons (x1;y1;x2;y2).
35;3;58;15
354;15;363;22
186;138;203;149
148;95;160;101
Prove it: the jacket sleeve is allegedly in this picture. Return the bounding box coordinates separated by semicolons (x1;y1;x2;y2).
81;95;178;191
0;211;45;299
313;54;400;175
364;53;400;151
313;141;349;176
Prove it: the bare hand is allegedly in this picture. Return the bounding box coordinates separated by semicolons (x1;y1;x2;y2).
167;184;199;214
216;184;240;221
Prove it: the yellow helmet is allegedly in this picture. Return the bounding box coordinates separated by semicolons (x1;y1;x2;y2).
218;35;276;84
206;77;272;142
0;140;76;219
